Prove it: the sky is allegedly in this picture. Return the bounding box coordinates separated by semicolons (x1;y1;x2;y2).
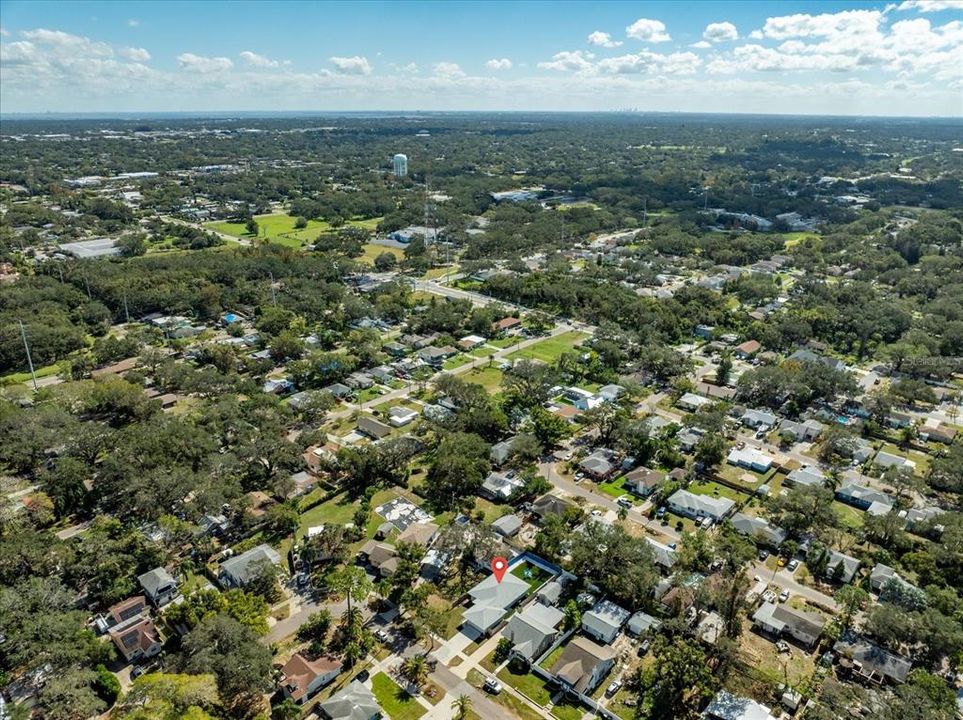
1;0;962;117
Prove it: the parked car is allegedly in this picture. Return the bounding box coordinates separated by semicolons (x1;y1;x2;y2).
758;550;770;561
484;677;503;695
617;497;632;509
131;665;148;679
638;638;651;655
606;680;622;697
374;629;390;643
655;506;666;518
778;590;790;603
787;559;799;572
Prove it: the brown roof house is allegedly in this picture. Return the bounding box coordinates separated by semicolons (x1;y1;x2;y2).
279;652;344;705
95;595;149;634
549;636;617;697
110;616;163;663
358;540;399;577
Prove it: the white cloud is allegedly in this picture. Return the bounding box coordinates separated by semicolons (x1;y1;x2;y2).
761;10;883;40
486;57;512;70
538;50;595;72
691;41;712;49
748;29;764;39
704;21;739;42
587;31;622;48
119;47;150;62
626;18;671;43
330;55;372;75
433;61;465;78
127;19;140;27
598;51;701;75
240;50;280;68
177;52;233;73
21;28;113;56
898;0;963;11
0;26;10;37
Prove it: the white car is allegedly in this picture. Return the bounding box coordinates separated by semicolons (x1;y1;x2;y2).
484;677;503;695
606;680;622;697
778;590;790;603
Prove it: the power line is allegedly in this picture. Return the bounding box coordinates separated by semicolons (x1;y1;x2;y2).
18;320;38;391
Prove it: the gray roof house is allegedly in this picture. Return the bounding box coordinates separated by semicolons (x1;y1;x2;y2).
836;483;893;513
869;563;919;596
582;599;630;644
537;580;563;606
646;537;679;571
480;471;526;501
463;571;530;636
623;467;665;497
317;680;383;720
704;690;779;720
785;465;826;487
741;409;778;429
753;601;827;648
137;567;179;607
826;550;860;584
578;448;618;479
492;513;523;538
491;436;518;467
834;637;912;685
501;603;564;662
626;611;661;637
729;513;787;547
779;418;826;442
219;544;282;588
666;489;735;522
357;415;392;440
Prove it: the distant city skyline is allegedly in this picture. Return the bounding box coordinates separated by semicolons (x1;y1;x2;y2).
1;0;961;117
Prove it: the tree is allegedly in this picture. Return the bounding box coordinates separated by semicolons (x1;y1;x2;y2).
245;218;259;235
563;599;582;631
246;558;283;603
694;432;727;469
401;654;429;688
176;616;273;704
569;521;659;609
374;252;397;271
326;566;373;617
117;234;147;257
451;694;473;720
835;585;869;630
768;485;839;539
297;609;332;644
273;698;303;720
114;673;218;720
424;432;491;510
637;637;716;720
502;360;557;407
715;353;733;386
36;667;106;720
526;406;570;450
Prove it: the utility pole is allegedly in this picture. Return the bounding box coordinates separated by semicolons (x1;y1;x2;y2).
122;288;131;324
642;198;648;228
703;187;709;212
269;272;277;305
83;274;92;299
19;320;38;391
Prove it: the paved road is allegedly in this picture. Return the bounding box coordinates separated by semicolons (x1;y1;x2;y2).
160;215;250;246
264;591;355;645
751;560;838;610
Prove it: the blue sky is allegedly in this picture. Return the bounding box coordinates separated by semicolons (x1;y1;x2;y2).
2;0;962;115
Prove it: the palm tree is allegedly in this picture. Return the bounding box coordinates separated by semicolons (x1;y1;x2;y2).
401;654;429;688
326;566;373;617
451;694;473;720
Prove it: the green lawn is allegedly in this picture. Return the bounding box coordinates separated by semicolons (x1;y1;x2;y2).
207;212;382;248
442;354;473;371
689;480;751;503
832;501;865;530
506;331;589;364
551;700;585;720
467;669;541;720
879;443;931;477
1;360;64;385
496;665;552;705
360;243;404;265
296;492;358;539
599;477;629;498
371;672;426;720
510;561;551;591
460;366;504;393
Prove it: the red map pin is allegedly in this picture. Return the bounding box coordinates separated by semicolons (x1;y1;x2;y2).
491;556;508;583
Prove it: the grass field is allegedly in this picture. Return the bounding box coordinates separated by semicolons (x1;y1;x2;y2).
496;665;553;705
689;480;751;503
371;672;426;720
359;243;404;265
460;366;504;393
207;213;382;248
506;331;589;364
832;500;865;530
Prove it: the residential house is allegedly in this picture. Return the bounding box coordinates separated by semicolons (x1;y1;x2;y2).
734;340;762;359
826;550;860;584
396;521;439;548
741;409;777;429
344;372;374;390
137;567;178;608
582;599;630;644
789;348;846;372
549;636;617;696
727;447;774;473
417;345;457;367
501;603;564;663
901;505;945;534
729;513;787;547
836;484;894;514
492;514;523;538
463;571;530;636
695;382;738;401
280;653;343;705
491;436;519;467
110;616;163;663
920;424;957;445
678;393;711;411
704;690;780;720
597;384;625;402
626;611;661;637
494;316;523;335
324;383;354;400
263;378;294;395
219;544;282;589
480;471;526;501
873;451;916;473
537;581;563;607
578;448;618;480
384;342;407;358
785;465;826;488
387;406;418;427
357;415;392;440
886;412;913;430
869;563;919;596
317;680;383;720
623;467;665;498
370;365;395;384
358;541;398;577
458;334;487;350
646;537;679;572
753;602;827;648
695;324;715;340
667;489;736;522
531;494;574;522
834;637;912;685
779;418;826;442
94;595;149;634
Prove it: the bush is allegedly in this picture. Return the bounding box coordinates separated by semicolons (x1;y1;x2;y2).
93;664;120;706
